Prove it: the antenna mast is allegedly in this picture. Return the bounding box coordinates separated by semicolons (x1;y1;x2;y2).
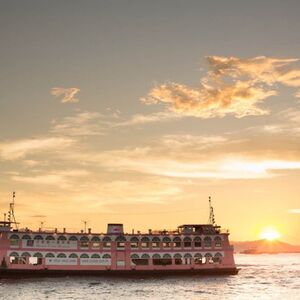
82;220;87;233
8;191;18;229
208;196;216;225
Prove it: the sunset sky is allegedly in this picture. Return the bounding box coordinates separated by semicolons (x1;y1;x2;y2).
0;1;299;243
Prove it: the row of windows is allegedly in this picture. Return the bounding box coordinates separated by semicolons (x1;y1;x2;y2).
9;251;222;259
15;240;221;249
10;234;222;245
9;252;111;259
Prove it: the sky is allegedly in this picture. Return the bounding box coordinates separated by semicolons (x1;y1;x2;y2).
0;0;300;243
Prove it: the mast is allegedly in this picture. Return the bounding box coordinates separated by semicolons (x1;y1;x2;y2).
8;191;18;229
208;196;216;225
82;220;87;233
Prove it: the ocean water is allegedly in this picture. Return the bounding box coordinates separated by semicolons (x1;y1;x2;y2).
0;254;299;300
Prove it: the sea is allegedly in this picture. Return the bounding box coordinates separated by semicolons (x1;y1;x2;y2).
0;254;299;300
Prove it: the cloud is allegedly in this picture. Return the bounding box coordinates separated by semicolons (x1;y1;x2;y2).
280;108;300;124
206;56;300;86
0;137;74;160
142;56;300;119
64;138;300;180
97;152;300;179
288;209;300;214
117;111;180;126
31;215;47;218
142;81;275;118
295;90;300;98
51;87;80;103
12;169;90;187
51;111;107;136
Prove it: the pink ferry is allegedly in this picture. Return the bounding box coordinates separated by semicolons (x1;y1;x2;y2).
0;194;238;277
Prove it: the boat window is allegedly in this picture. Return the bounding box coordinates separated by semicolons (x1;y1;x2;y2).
151;237;160;248
117;242;125;248
204;253;213;263
116;235;126;242
58;236;67;241
33;252;43;258
130;237;139;242
10;239;19;247
213;252;222;264
21;252;31;257
80;254;89;259
103;242;111;248
69;236;78;241
91;242;100;248
174;253;182;265
204;236;212;248
162;237;171;248
103;236;111;248
173;237;181;248
45;236;55;241
91;236;101;242
102;254;111;259
22;234;31;240
214;236;222;247
34;235;43;240
80;241;89;248
194;236;201;248
80;236;89;242
57;253;67;258
80;236;89;248
132;258;149;265
183;253;192;265
194;253;203;264
9;252;20;264
151;241;159;248
45;253;55;258
69;253;78;258
91;254;100;259
141;242;149;248
130;236;138;247
130;241;139;248
9;234;20;247
30;254;42;265
140;237;149;248
153;253;172;265
9;234;19;240
183;237;192;248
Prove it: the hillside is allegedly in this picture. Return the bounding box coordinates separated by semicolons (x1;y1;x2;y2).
231;240;300;254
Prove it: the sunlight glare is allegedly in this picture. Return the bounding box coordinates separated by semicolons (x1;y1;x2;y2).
259;227;281;241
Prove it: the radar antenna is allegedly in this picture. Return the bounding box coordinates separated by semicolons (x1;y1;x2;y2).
208;196;216;225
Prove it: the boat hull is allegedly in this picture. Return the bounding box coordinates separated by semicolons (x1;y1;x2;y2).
0;267;239;278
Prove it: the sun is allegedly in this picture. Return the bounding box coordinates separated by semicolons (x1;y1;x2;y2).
259;227;281;241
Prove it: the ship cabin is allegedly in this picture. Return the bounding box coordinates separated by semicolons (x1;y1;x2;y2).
0;221;12;232
178;224;221;235
0;221;235;271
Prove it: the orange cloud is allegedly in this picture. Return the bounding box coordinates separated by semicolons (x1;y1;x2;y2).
142;56;300;119
142;81;275;118
206;56;300;86
51;87;80;103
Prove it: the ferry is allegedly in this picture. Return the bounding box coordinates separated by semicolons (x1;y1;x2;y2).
0;193;238;277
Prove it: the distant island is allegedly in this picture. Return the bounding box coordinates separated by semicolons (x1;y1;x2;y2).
232;240;300;254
